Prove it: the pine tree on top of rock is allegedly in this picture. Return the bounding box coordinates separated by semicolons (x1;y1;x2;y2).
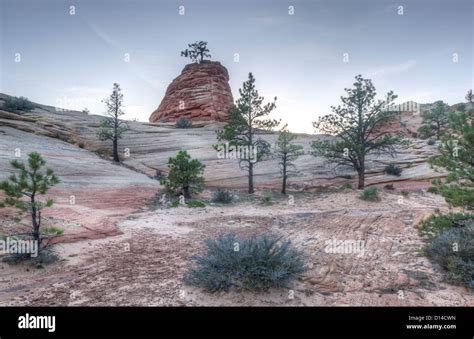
97;83;129;162
181;41;211;64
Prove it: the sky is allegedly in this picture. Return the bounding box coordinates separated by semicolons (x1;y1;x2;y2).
0;0;472;133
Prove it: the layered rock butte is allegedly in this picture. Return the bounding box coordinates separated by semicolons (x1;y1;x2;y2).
149;61;234;123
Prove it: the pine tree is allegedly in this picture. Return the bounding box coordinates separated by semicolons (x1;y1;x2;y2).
274;126;304;194
160;150;205;199
418;101;450;140
181;41;211;63
429;112;474;210
311;75;404;189
216;72;280;194
465;89;473;104
97;83;129;162
0;152;60;249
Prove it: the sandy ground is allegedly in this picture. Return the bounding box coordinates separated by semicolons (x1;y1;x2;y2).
0;189;472;306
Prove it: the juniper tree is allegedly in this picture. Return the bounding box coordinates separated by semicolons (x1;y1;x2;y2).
216;72;280;194
311;75;404;189
418;101;450;140
97;83;129;162
274;126;304;194
181;41;211;64
0;152;60;249
160;150;205;199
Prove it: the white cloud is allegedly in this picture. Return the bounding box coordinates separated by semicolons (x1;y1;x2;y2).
367;60;417;79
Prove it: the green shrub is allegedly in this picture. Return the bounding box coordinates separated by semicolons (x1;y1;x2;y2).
185;233;307;292
3;96;35;112
384;183;395;190
427;186;439;194
211;189;233;204
400;190;410;197
175;117;193;129
342;182;352;190
424;224;474;288
427;138;436;145
360;187;380;201
261;193;272;204
384;164;403;176
41;226;64;236
170;199;182;208
2;245;59;265
439;185;474;210
186;199;206;208
169;198;205;208
418;212;474;238
78;142;85;149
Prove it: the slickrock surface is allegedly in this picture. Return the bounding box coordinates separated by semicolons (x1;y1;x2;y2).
1;94;468;307
1;190;471;306
0;94;446;192
149;61;234;123
0;121;159;243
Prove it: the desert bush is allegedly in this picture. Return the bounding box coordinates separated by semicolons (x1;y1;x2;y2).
411;132;418;138
1;244;60;265
384;164;403;176
261;193;272;204
360;187;380;201
185;233;307;292
427;138;436;146
439;185;474;210
186;199;206;208
418;212;474;238
169;198;206;208
427;186;439;194
424;224;474;288
384;183;395;190
41;226;64;236
400;190;410;197
212;189;233;204
175;117;193;129
342;182;352;190
3;96;35;112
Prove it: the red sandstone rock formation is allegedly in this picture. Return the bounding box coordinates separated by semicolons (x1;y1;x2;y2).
149;61;234;123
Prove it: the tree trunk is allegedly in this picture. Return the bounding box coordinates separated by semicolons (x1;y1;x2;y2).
113;137;119;162
31;196;40;249
183;186;191;199
248;162;254;194
358;170;365;189
282;162;287;194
